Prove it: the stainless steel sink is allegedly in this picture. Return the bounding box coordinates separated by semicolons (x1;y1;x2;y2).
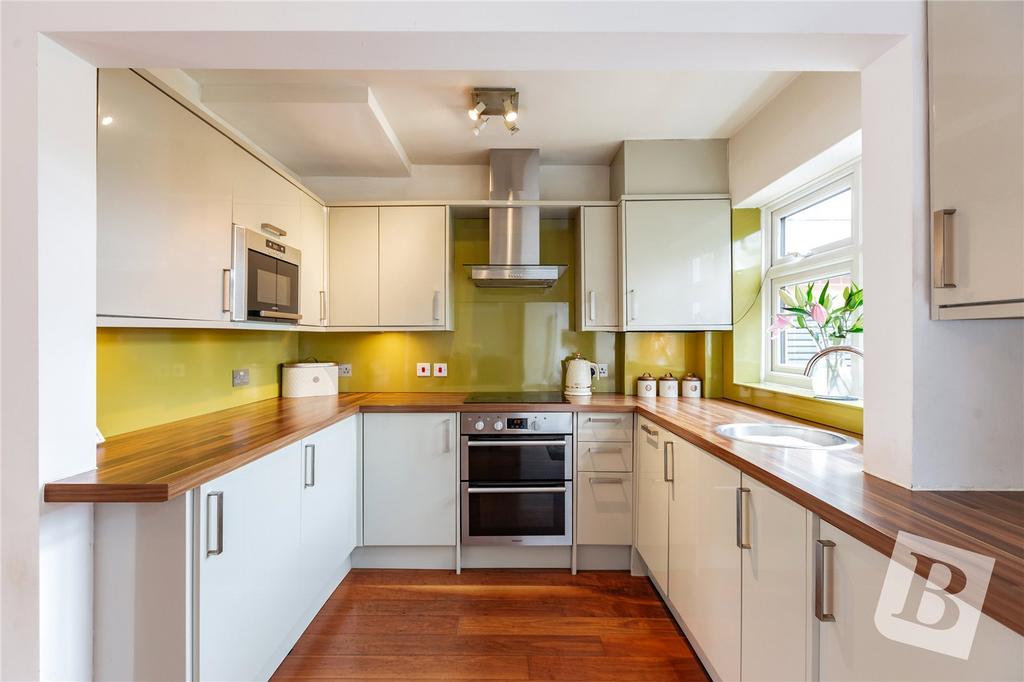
714;423;858;450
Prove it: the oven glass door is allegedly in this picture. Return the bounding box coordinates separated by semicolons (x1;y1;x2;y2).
246;250;299;320
462;435;572;483
461;482;572;545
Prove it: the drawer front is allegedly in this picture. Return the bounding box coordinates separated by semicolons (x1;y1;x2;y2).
577;471;633;545
578;413;633;442
577;442;633;472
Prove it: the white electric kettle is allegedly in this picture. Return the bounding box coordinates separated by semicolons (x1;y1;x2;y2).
564;352;600;396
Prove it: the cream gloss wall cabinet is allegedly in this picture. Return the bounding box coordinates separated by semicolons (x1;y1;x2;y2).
622;199;732;331
328;206;451;330
97;69;235;323
93;416;359;682
362;413;458;546
928;0;1024;320
576;206;620;331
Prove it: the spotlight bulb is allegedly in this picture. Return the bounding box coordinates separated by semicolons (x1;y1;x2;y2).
468;101;486;121
472;116;489;136
502;98;518;123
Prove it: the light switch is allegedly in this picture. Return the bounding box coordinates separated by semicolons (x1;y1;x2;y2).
433;363;448;377
416;363;431;377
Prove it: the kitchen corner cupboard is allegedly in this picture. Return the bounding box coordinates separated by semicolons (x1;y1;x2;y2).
928;0;1024;320
93;416;358;682
621;198;732;330
328;205;451;330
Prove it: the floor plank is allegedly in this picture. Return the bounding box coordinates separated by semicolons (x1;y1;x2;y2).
272;569;709;682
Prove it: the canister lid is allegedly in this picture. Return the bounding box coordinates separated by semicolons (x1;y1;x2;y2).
283;362;338;368
638;373;655;380
684;373;700;381
658;373;676;381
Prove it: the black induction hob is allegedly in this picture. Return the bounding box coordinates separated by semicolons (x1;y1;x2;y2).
464;391;569;404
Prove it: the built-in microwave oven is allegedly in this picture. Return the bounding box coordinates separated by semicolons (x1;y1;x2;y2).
230;224;302;323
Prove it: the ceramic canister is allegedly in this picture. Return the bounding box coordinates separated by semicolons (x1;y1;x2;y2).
681;373;702;399
637;373;657;398
658;373;679;398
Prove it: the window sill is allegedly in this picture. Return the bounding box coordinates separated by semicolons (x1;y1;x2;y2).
732;381;864;410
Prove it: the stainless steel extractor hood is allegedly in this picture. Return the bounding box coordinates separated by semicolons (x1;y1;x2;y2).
466;149;567;287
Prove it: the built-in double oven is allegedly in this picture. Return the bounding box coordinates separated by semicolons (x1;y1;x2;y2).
230;224;302;323
460;412;573;546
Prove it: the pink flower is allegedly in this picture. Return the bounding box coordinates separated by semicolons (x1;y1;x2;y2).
810;304;827;325
767;314;791;338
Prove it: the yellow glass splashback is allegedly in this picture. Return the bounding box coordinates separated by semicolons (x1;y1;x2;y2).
97;327;298;436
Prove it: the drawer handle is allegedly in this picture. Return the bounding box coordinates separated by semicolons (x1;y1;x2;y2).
589;477;623;485
588;417;622;424
206;491;224;557
815;539;837;622
640;424;658;437
587;446;623;454
736;487;751;549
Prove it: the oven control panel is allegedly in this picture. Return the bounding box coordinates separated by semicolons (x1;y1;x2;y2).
460;412;573;435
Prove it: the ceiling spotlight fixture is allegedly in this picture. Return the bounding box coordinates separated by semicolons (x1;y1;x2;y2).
468;87;521;137
472;116;490;137
467;101;486;121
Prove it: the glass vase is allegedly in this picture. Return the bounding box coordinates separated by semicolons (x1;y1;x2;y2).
809;342;863;401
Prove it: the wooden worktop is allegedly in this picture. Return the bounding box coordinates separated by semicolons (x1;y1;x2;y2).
44;392;1023;636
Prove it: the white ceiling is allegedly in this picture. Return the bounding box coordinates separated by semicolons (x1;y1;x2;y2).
186;68;796;175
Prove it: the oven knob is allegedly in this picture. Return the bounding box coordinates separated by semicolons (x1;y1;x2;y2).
493;420;504;431
474;420;485;431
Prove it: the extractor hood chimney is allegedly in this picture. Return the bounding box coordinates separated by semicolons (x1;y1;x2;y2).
466;149;567;287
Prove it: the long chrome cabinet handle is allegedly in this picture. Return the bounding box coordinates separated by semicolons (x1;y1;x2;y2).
467;440;567;447
815;539;837;622
640;424;658;437
319;290;327;324
932;209;956;288
304;444;316;488
432;291;441;321
663;441;674;482
206;491;224;557
587;416;622;424
467;486;567;494
222;269;232;313
589;477;624;485
628;289;637;322
735;487;751;549
261;222;287;237
588;290;597;322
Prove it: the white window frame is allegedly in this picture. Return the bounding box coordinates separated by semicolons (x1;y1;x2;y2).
760;160;862;389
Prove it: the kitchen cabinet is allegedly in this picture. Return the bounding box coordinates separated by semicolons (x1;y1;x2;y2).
97;69;235;323
297;193;327;327
576;471;633;545
327;205;451;329
231;146;302;247
378;206;448;327
197;442;303;682
578;412;632;443
328;206;379;326
299;417;358;608
363;412;458;546
634;417;670;591
928;0;1024;320
576;206;620;330
817;520;1022;681
741;476;810;682
622;198;732;330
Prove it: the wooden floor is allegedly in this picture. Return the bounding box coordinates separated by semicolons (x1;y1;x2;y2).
272;569;709;681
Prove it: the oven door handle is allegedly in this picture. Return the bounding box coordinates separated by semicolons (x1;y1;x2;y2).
466;440;566;447
466;487;567;494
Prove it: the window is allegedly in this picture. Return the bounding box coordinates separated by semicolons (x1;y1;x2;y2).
762;162;861;388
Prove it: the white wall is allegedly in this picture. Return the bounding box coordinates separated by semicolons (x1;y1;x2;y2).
729;72;861;207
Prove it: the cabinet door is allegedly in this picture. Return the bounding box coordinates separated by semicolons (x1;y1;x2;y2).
578;206;619;330
818;521;1023;681
634;418;670;590
929;1;1024;316
97;70;234;322
197;442;302;682
363;413;457;546
328;207;379;326
300;416;358;608
297;193;326;327
667;437;697;631
378;206;448;327
576;471;632;545
691;447;742;682
623;199;732;330
741;476;809;682
232;146;302;246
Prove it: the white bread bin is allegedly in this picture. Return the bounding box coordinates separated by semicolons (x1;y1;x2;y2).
282;362;338;398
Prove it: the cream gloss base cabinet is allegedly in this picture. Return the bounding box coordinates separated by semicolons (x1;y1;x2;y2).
633;416;670;591
576;413;634;565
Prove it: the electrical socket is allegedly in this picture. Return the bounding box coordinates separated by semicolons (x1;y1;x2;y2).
338;363;353;377
416;362;431;377
433;363;448;377
597;363;609;378
231;368;250;387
